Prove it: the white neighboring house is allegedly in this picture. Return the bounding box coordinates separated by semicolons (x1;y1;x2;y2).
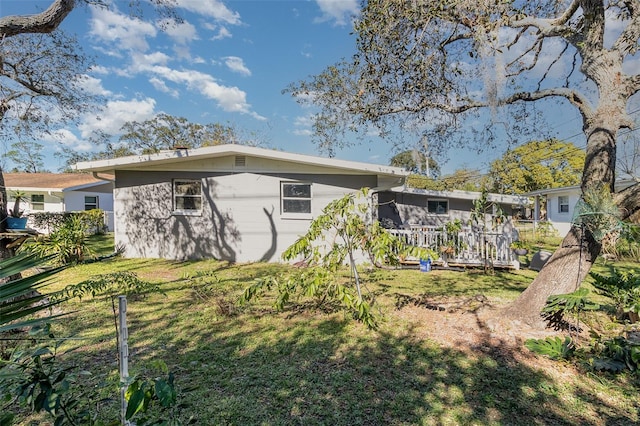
4;173;115;232
524;179;636;236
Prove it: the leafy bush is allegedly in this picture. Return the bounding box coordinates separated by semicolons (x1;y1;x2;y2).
29;212;74;234
20;215;93;265
590;269;640;322
589;332;640;372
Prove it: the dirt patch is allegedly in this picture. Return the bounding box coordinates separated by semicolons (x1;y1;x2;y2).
392;294;572;374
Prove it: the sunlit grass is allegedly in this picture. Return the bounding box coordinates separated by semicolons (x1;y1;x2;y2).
5;233;640;425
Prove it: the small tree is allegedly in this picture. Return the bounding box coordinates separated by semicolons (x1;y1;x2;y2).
241;188;431;328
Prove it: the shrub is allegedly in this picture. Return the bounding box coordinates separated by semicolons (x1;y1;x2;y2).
20;215;93;265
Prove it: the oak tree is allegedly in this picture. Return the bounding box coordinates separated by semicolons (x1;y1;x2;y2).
287;0;640;326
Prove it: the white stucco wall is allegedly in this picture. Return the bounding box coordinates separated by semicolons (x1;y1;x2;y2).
114;171;378;263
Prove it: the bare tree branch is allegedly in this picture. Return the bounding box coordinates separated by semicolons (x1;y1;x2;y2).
0;0;76;38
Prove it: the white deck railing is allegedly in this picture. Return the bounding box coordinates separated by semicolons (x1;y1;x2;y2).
387;225;517;267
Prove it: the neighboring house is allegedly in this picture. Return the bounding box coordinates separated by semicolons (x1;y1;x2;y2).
525;179;636;236
3;172;115;231
377;187;529;232
74;144;407;263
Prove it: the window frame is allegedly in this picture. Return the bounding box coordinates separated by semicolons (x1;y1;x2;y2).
31;194;45;211
426;199;449;215
558;195;570;214
280;181;312;219
84;195;99;211
173;179;203;215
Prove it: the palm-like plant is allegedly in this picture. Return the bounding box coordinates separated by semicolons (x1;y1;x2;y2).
0;253;69;333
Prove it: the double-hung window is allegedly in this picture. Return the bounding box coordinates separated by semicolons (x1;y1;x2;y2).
31;194;45;211
173;179;202;214
427;199;448;215
281;182;311;218
84;196;99;210
558;196;569;213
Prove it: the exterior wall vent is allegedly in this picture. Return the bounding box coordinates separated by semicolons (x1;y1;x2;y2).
235;155;246;167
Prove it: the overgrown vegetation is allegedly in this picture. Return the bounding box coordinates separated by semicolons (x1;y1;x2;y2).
2;234;640;424
241;189;432;329
528;268;640;373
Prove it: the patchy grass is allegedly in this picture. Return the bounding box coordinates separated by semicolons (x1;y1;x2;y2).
4;236;640;425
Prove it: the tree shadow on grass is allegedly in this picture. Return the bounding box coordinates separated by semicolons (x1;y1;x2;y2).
126;309;638;426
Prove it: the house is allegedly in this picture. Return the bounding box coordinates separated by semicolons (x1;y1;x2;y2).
375;187;530;269
377;187;529;231
3;172;115;231
74;144;408;263
524;179;636;236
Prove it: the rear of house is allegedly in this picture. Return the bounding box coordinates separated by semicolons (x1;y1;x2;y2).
75;145;407;263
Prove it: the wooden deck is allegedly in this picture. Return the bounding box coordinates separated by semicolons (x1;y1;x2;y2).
388;226;520;270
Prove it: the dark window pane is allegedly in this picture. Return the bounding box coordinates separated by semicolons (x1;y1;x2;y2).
175;197;202;211
283;199;311;214
175;181;201;196
32;194;44;203
427;200;448;214
283;184;310;198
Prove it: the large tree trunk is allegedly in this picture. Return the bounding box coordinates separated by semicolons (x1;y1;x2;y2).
503;226;601;327
503;118;640;328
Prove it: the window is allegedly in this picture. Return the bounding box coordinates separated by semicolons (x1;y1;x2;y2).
427;199;448;215
173;179;202;213
84;196;99;210
31;194;45;211
281;182;311;217
558;196;569;213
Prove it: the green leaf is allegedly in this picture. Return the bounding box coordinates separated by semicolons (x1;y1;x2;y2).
125;388;147;420
525;336;574;360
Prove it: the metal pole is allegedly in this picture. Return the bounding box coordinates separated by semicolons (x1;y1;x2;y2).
118;295;130;426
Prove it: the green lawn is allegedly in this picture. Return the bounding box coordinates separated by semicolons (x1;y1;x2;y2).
4;233;639;425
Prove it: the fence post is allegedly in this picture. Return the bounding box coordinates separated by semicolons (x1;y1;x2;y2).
118;295;130;426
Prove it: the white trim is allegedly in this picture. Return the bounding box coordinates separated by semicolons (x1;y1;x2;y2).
173;179;203;214
74;144;408;177
280;181;312;220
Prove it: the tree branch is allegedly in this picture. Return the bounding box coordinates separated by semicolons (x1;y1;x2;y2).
509;0;581;38
0;0;76;38
614;181;640;220
612;5;640;55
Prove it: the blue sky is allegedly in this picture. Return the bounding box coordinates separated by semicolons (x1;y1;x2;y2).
3;1;636;177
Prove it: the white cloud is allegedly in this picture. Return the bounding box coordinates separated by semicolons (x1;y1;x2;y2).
47;129;93;152
76;75;112;96
174;0;242;25
144;65;265;119
314;0;359;26
211;26;232;41
223;56;251;76
89;7;156;51
149;77;179;98
160;18;198;44
78;98;157;138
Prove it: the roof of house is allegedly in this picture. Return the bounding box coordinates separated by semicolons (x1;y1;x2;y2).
389;186;530;205
73;144;409;177
3;172;111;192
523;179;637;197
